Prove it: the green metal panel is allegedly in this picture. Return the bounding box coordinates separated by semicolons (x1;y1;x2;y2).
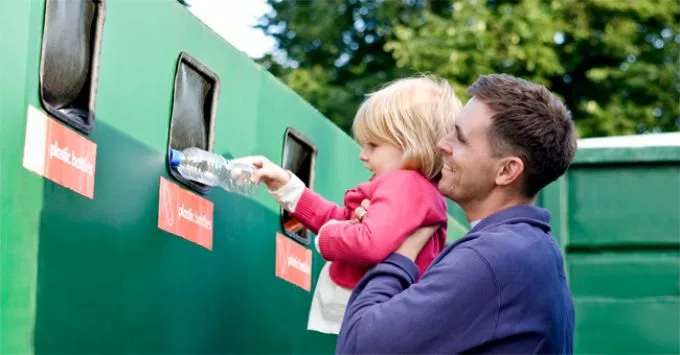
574;298;679;354
568;253;679;298
567;163;679;247
0;1;42;354
540;141;680;354
573;145;680;164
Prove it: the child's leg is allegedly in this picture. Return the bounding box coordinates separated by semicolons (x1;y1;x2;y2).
307;262;352;334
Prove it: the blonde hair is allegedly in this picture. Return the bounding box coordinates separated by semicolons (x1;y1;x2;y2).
352;75;463;180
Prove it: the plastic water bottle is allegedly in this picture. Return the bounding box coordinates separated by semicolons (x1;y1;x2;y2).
169;147;259;196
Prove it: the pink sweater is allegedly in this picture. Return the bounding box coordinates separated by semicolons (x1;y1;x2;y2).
292;169;448;289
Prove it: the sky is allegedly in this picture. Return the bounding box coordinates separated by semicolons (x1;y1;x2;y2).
185;0;275;58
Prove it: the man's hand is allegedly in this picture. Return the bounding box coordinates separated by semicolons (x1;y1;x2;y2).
245;156;291;191
396;226;437;262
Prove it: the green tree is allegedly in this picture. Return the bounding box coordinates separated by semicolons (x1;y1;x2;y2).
258;0;679;137
256;0;429;132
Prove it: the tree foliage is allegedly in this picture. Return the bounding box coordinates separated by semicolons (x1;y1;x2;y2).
257;0;679;137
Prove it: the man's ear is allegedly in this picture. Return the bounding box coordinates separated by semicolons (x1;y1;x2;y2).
495;156;524;187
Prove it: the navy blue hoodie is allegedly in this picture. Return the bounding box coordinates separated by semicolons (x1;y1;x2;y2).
336;205;575;354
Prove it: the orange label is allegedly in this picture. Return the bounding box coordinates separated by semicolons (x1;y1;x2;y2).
275;233;312;291
158;177;214;250
22;105;97;199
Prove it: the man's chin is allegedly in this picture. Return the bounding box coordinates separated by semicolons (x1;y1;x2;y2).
438;178;459;199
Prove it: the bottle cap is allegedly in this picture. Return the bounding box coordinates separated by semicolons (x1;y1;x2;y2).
169;149;183;167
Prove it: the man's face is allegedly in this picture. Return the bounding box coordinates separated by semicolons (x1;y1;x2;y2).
437;97;499;205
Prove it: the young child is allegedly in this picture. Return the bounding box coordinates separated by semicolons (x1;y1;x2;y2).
251;76;462;334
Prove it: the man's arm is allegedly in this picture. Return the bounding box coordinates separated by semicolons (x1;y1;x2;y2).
336;248;499;354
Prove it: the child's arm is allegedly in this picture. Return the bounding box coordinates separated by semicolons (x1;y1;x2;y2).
249;156;354;233
289;185;355;234
316;170;435;266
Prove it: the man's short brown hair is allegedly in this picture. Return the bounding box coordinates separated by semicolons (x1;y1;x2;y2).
468;74;577;197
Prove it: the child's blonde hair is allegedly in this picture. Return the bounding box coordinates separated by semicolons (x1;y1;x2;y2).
352;75;462;180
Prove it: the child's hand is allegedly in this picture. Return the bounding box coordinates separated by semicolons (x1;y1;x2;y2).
247;156;291;191
354;199;371;221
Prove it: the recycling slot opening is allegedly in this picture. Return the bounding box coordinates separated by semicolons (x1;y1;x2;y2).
39;0;105;134
166;52;219;194
281;128;317;245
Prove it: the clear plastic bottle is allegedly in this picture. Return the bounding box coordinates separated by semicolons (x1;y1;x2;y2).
169;147;259;196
